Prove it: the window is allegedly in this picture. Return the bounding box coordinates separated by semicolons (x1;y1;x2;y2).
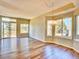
55;19;63;36
10;23;16;37
1;17;16;38
2;17;16;22
47;20;53;36
20;24;28;33
1;22;10;38
63;17;72;37
77;16;79;35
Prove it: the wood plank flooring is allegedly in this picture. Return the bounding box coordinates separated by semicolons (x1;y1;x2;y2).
0;38;79;59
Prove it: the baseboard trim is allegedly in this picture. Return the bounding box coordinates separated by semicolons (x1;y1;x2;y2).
45;41;79;53
29;37;46;42
74;39;79;42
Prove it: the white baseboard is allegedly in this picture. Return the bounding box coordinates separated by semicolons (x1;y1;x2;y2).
30;37;46;42
74;39;79;41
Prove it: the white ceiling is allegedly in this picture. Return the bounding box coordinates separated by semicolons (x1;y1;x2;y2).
0;0;77;19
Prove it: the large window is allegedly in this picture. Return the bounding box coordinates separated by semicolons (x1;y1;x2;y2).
0;17;29;38
1;17;16;38
63;17;72;38
20;24;29;33
47;20;53;36
55;17;72;39
77;16;79;35
55;19;63;36
2;18;16;22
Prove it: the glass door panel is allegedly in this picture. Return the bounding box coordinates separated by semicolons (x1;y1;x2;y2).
2;22;10;38
1;22;4;38
1;17;17;38
1;22;16;38
10;23;16;37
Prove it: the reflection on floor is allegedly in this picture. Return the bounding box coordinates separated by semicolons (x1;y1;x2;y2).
0;38;79;59
46;38;79;52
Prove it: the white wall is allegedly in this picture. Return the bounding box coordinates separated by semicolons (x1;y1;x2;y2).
30;16;46;41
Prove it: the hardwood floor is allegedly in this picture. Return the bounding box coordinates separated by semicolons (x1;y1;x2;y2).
0;38;79;59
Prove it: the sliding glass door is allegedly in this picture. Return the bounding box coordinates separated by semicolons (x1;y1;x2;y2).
1;22;16;38
10;23;16;37
1;17;16;38
1;22;10;38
